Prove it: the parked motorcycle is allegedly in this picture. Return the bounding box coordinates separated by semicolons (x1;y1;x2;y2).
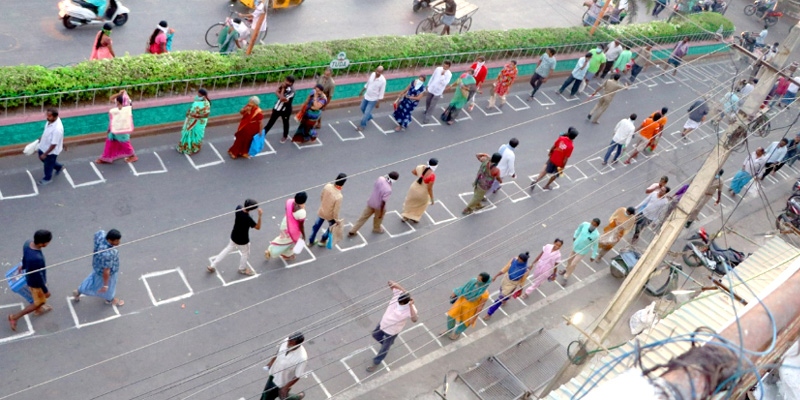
58;0;129;29
610;250;683;297
413;0;433;12
776;192;800;233
682;228;747;275
744;0;783;26
737;31;762;53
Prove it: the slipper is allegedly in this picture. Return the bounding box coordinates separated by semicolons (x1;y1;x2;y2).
238;268;255;276
8;315;17;332
34;304;53;316
207;266;216;273
106;299;125;307
264;250;271;259
72;290;81;302
297;392;305;399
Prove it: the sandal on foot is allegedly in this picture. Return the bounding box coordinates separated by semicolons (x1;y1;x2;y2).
106;299;125;307
34;304;53;316
238;268;255;276
72;290;81;302
8;315;17;331
264;250;271;260
207;266;216;273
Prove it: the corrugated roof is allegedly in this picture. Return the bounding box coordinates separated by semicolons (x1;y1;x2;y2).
544;237;800;400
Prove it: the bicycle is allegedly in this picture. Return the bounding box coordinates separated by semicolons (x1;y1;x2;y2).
416;0;478;34
205;4;268;48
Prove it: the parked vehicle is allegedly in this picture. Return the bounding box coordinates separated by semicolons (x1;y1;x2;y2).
610;250;683;297
776;190;800;234
744;0;783;26
58;0;129;29
413;0;434;12
682;228;747;275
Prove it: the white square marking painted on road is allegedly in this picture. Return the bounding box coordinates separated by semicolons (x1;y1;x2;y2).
533;91;556;106
439;106;472;121
423;200;457;225
498;181;530;203
670;130;695;146
507;95;531;111
656;74;676;84
412;115;442;127
370;115;398;134
396;323;443;359
128;152;168;176
332;121;365;141
587;157;615;175
656;136;678;152
293;137;323;150
66;295;121;329
472;104;503;116
0;303;34;343
527;174;560;191
140;268;193;306
487;291;509;317
308;371;332;399
63;162;106;188
280;243;317;268
638;75;659;88
251;136;276;157
0;170;38;200
185;143;225;170
340;345;390;384
563;165;587;182
381;210;416;238
208;251;258;286
458;192;497;214
336;223;367;252
557;90;581;102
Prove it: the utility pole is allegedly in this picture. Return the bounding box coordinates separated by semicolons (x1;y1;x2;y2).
589;0;612;35
246;9;266;55
542;22;800;396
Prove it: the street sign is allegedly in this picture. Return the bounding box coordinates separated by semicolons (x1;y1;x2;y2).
330;52;350;69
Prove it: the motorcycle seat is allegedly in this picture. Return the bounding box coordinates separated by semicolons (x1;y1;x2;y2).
74;0;99;14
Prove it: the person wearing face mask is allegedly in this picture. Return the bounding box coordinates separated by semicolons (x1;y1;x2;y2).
632;186;671;243
72;230;124;307
265;192;308;262
209;199;262;275
491;138;518;194
558;218;601;286
585;44;606;82
684;170;723;228
401;159;438;223
392;75;427;131
90;23;115;60
366;281;418;373
483;252;530;321
469;56;489;104
350;172;400;236
422;61;452;124
147;21;170;54
444;272;491;340
521;238;564;299
357;66;386;132
463;153;502;215
487;60;518;109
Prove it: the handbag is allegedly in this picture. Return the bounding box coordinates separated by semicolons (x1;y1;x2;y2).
23;140;39;156
292;240;306;255
5;263;33;304
248;130;266;157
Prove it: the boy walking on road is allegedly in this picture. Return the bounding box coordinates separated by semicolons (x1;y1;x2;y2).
9;230;53;331
207;199;262;276
366;281;418;373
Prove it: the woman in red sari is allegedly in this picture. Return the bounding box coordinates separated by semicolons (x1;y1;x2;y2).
228;96;263;159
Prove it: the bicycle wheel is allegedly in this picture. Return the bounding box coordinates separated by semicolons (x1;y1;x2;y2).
459;17;473;33
205;23;224;48
744;4;756;15
416;18;437;34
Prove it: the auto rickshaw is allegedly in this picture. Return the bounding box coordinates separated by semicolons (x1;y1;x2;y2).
237;0;304;9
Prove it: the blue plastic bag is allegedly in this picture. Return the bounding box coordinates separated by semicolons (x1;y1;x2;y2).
249;130;266;157
326;228;333;249
5;263;33;304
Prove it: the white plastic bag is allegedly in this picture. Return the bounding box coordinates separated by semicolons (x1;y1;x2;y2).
23;139;39;156
629;301;657;335
292;240;305;255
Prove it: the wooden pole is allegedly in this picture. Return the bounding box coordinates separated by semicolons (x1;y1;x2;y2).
589;0;612;36
246;10;266;55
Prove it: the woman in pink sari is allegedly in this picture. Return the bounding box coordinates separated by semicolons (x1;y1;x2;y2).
90;23;115;60
521;239;563;299
265;192;307;261
96;90;137;164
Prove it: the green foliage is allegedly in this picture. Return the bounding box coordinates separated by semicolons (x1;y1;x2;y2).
0;13;732;108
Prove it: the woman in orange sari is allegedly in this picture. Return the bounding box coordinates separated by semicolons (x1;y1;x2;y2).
228;96;263;159
443;272;491;340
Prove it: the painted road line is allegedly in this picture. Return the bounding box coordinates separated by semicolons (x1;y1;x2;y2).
381;210;416;238
396;323;443;359
64;162;106;188
533;91;556;106
563;165;587;182
332;121;365;141
439;105;472;121
412;115;442;128
185;143;225;170
458;192;497;214
128;152;168;176
309;371;332;399
293;137;323;150
252;136;277;157
498;181;531;203
527;174;561;191
140;267;193;306
208;251;259;286
370;115;397;134
67;295;121;329
340;345;390;384
423;200;457;225
472;103;503;117
587;157;616;175
336;223;368;252
281;242;317;268
0;303;34;343
507;95;531;111
0;170;38;200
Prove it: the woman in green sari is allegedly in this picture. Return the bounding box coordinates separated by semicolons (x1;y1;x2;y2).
442;68;476;125
177;89;211;155
444;272;491;340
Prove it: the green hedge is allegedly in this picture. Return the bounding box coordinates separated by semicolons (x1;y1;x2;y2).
0;13;732;107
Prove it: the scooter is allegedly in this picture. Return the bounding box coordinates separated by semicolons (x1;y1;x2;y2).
58;0;129;30
776;191;800;233
682;228;747;275
413;0;433;12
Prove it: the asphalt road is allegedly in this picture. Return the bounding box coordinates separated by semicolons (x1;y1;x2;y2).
2;55;796;400
1;0;791;67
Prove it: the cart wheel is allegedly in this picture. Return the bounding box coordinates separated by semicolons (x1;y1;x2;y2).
416;18;436;34
743;4;756;15
205;23;224;48
459;17;472;33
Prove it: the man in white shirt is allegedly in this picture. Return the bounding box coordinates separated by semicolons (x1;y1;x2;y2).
261;332;308;400
366;281;418;373
602;113;637;165
599;39;622;79
357;66;386;132
490;138;519;194
632;186;671;243
422;60;453;123
37;108;65;186
761;138;789;179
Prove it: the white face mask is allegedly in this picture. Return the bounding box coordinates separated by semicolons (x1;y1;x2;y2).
387;176;396;183
429;165;438;171
414;79;424;89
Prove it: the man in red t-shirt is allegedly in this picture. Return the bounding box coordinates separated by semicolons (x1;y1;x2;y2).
531;128;578;191
468;56;488;110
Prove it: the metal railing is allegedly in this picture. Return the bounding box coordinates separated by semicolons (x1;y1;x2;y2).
0;32;725;118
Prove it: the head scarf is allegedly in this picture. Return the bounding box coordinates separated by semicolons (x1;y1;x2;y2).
453;276;492;302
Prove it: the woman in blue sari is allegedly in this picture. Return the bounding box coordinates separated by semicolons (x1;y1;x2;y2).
392;75;426;131
72;230;124;307
292;84;327;143
444;272;491;340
